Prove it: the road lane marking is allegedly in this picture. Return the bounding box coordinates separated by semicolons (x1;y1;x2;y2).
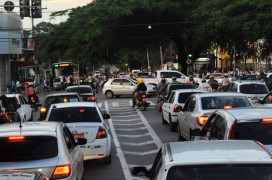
115;127;148;131
111;102;119;107
123;149;158;156
113;118;141;122
111;114;139;118
98;102;102;108
117;133;150;138
114;122;144;126
121;141;155;146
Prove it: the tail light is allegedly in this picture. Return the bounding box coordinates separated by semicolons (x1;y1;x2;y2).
261;118;272;123
51;164;71;179
224;105;232;109
87;96;96;101
196;116;209;126
96;126;107;139
8;136;25;142
40;107;47;113
173;104;181;112
228;120;237;139
31;96;34;100
142;94;147;98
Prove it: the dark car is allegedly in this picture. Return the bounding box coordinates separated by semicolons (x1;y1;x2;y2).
166;83;195;98
0;94;20;124
39;92;83;120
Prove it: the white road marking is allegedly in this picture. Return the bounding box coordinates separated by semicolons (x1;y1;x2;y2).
111;114;139;118
114;122;144;126
117;133;150;138
115;127;147;131
123;149;158;156
111;102;119;107
98;103;102;108
113;118;141;122
121;141;155;146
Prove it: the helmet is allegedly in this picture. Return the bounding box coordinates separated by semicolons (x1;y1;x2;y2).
224;73;228;77
172;76;177;81
161;78;166;83
189;76;194;81
137;78;144;84
209;75;214;80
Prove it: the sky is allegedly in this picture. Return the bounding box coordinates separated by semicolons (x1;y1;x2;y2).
0;0;93;30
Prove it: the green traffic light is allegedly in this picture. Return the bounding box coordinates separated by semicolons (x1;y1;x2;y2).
54;64;59;67
147;25;152;30
188;54;192;58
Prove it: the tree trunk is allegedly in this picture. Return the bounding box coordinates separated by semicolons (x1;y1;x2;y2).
171;37;187;75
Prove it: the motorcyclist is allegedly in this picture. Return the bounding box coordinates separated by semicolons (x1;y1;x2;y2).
208;75;219;91
26;83;37;103
221;73;230;91
171;76;180;84
157;77;168;104
134;78;147;109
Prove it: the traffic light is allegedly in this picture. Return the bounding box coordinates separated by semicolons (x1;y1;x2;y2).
31;0;42;18
147;25;152;30
19;0;30;19
188;53;192;59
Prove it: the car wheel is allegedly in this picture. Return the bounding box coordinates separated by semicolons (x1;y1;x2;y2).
103;153;111;164
105;91;114;99
177;123;186;141
169;115;177;132
162;113;167;125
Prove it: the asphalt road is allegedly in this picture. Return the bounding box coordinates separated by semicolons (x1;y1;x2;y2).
32;91;177;180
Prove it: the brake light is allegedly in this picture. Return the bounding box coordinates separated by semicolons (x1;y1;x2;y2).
87;96;96;101
96;127;107;139
79;109;85;113
30;96;34;100
224;105;232;109
52;164;71;179
173;104;181;112
261;118;272;123
8;136;25;142
142;94;147;98
228;120;237;139
196;116;209;126
40;107;47;113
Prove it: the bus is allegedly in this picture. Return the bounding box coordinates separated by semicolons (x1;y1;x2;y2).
51;62;79;84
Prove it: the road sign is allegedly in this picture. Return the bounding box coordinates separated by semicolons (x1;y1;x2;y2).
186;59;192;64
4;1;14;12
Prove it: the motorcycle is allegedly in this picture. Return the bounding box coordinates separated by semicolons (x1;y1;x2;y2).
209;82;220;92
157;93;166;112
28;94;38;111
138;92;149;111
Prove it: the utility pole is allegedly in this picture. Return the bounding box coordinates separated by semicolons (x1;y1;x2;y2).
160;45;163;70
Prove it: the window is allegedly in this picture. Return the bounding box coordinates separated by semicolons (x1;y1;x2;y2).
20;96;28;104
188;96;196;112
183;97;192;111
63;127;75;150
169;92;175;103
122;79;132;86
240;84;268;94
111;79;121;85
149;149;163;179
209;115;227;140
178;92;204;104
44;95;80;107
160;72;171;78
66;87;93;93
48;107;102;123
171;72;182;78
202;114;217;136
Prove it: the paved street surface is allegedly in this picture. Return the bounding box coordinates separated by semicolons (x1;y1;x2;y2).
31;90;177;180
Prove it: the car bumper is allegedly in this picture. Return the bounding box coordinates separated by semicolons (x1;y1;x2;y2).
171;114;178;123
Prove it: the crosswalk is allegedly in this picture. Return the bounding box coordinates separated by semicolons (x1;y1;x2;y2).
99;100;156;110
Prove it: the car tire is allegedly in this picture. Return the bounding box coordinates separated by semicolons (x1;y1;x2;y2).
177;122;186;141
162;113;167;125
169;115;177;132
105;91;114;99
103;153;111;164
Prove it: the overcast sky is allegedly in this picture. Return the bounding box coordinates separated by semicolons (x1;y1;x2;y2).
0;0;93;30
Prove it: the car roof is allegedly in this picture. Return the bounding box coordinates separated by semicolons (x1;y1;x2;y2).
218;107;272;121
194;92;247;97
50;102;97;108
5;94;21;98
167;140;272;164
0;121;60;137
172;89;207;93
233;80;265;85
45;92;80;97
66;85;92;89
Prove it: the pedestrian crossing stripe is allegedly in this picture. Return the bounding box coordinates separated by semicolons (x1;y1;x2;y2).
129;100;155;106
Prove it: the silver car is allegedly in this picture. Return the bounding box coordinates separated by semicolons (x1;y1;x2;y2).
177;92;253;141
0;121;86;180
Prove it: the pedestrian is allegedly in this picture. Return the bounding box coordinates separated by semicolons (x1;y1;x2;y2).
49;74;54;92
43;78;49;92
16;80;21;93
60;75;64;90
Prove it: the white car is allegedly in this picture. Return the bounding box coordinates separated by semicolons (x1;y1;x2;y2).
46;102;112;163
5;94;33;122
132;140;272;180
162;89;206;131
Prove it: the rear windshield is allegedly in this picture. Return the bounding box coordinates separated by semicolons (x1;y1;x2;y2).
0;136;58;162
44;96;80;107
48;107;101;123
66;87;93;94
167;165;272;180
178;92;204;103
201;96;252;110
240;84;268;94
235;122;272;144
169;84;195;93
7;97;17;110
54;78;60;82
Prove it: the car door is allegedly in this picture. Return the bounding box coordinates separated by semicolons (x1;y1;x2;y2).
19;95;32;121
162;92;175;123
110;79;122;95
172;72;187;83
184;96;197;140
63;126;84;180
121;79;136;95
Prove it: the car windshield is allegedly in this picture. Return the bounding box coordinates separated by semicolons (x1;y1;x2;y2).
0;136;58;162
6;97;17;110
54;78;60;82
66;87;93;94
44;96;80;107
166;165;272;180
201;96;252;110
235;122;272;144
168;84;195;93
240;84;268;94
178;92;204;103
48;107;101;123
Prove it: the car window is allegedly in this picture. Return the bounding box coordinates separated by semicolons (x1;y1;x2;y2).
149;148;163;179
234;121;272;144
63;126;77;150
183;97;192;111
6;97;17;110
209;115;227;140
48;107;102;123
166;165;272;179
160;72;170;78
0;136;58;162
44;96;80;107
188;96;196;112
111;79;121;85
122;79;132;86
19;96;27;104
21;96;28;104
169;92;175;103
240;84;268;94
178;92;204;103
202;114;217;136
66;87;93;93
171;72;182;78
201;96;252;110
54;78;61;82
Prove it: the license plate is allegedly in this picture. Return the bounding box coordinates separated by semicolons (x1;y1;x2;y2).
73;132;85;139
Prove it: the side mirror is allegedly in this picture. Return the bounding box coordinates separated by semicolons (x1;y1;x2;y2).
257;99;263;104
130;166;149;177
103;113;110;119
76;138;87;145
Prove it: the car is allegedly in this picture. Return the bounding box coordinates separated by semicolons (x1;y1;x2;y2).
238;75;260;81
21;78;35;88
39;92;83;120
45;102;112;163
165;83;195;98
161;89;207;131
102;78;137;98
0;94;20;124
53;77;62;90
257;91;272;107
177;92;253;141
0;170;48;180
131;140;272;180
129;78;157;96
0;121;87;180
5;94;33;122
191;107;272;152
263;73;272;91
225;80;269;105
65;85;96;102
203;73;224;83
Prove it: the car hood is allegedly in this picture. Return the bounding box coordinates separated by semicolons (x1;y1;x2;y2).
0;158;58;178
66;122;102;143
